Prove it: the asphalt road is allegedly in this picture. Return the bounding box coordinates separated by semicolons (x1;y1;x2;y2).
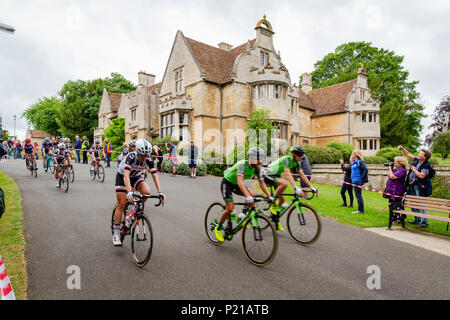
1;159;449;300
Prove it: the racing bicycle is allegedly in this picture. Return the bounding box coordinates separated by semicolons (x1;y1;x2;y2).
56;164;70;193
204;196;278;267
90;158;105;183
110;192;163;267
27;154;38;178
44;153;55;174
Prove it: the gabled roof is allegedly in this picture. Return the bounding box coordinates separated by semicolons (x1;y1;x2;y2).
107;92;123;112
298;89;314;111
309;79;356;117
27;129;52;139
185;37;255;84
149;82;161;93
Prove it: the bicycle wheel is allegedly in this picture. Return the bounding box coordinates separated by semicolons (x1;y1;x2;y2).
131;214;153;267
241;214;278;267
204;202;225;245
97;165;105;183
50;160;55;174
62;170;69;193
68;166;75;183
286;202;322;246
33;161;37;178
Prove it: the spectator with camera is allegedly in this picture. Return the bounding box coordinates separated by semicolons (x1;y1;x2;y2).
384;157;408;227
398;146;435;228
339;155;354;208
350;150;368;214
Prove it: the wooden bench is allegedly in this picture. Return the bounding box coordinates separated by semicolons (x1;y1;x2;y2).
391;195;450;231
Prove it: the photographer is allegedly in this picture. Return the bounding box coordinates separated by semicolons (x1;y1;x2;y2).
384;157;408;227
166;140;177;177
339;155;354;208
398;146;434;228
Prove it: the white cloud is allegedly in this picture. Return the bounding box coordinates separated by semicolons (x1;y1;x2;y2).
1;0;449;145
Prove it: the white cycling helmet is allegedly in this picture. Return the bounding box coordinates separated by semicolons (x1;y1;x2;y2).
58;143;66;150
248;147;266;161
128;139;136;148
135;139;152;156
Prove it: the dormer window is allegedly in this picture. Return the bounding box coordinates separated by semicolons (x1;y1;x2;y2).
260;51;269;67
175;68;183;93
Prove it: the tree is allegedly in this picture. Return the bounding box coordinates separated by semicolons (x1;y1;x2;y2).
431;131;450;159
308;42;425;150
1;129;9;141
22;97;60;136
104;118;125;148
56;73;136;140
425;95;449;146
246;108;277;153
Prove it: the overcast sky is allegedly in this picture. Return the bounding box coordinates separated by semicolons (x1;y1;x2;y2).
1;0;449;143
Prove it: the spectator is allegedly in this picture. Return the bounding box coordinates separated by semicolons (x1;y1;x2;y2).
339;155;354;208
82;136;89;164
0;141;8;159
104;138;113;167
152;144;163;173
166;140;177;176
385;156;408;227
398;146;434;228
188;140;199;178
299;153;312;188
350;150;368;214
74;136;82;163
7;138;14;158
16;140;22;159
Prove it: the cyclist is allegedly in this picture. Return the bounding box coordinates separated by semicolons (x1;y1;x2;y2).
63;138;73;167
42;137;53;172
117;139;136;165
52;136;61;152
262;145;319;231
23;139;38;170
112;138;165;246
53;143;70;187
214;147;273;243
90;139;103;172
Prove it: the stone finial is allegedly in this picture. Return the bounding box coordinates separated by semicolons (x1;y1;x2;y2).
358;64;367;75
256;15;273;31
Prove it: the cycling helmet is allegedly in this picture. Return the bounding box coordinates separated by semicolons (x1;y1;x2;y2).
65;138;70;143
25;139;31;143
128;139;136;148
94;139;100;144
58;143;66;150
45;137;50;142
135;139;152;156
289;145;305;156
248;147;266;161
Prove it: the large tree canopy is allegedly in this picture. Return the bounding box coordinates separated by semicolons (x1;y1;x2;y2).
22;72;136;141
425;95;449;145
308;41;425;150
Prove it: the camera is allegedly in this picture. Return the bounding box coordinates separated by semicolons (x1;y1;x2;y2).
384;162;394;168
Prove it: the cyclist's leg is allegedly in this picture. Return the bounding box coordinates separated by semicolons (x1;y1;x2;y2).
114;174;128;225
25;154;30;167
135;179;150;203
272;177;287;206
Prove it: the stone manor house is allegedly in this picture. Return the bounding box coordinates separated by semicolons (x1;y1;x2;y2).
95;17;381;156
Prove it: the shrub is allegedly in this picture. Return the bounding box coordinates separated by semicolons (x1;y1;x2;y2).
326;142;354;161
160;158;207;176
203;151;228;176
363;156;389;164
150;136;179;154
304;145;342;164
111;146;123;162
431;131;450;159
430;176;450;200
376;147;402;162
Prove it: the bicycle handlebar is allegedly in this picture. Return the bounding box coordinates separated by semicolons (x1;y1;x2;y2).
133;193;163;207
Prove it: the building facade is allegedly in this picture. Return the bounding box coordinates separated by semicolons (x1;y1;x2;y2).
97;17;381;156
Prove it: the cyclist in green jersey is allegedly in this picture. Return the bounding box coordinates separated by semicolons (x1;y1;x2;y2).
262;145;318;231
214;147;273;242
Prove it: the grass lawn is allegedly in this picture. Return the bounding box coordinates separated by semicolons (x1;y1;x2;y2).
0;170;27;300
437;159;450;165
267;183;450;238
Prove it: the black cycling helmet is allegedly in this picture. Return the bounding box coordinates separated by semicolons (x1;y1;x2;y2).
289;145;305;156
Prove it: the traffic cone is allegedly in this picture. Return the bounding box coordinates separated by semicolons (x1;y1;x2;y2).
0;255;16;300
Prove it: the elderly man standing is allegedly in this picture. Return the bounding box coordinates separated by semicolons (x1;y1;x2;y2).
74;136;82;163
188;140;199;178
398;146;434;228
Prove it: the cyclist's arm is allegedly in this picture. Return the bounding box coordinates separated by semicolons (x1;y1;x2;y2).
258;178;271;198
283;167;298;189
123;169;133;194
150;170;162;194
297;169;319;195
236;175;251;198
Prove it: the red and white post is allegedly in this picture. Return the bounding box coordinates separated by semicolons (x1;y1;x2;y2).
0;255;16;300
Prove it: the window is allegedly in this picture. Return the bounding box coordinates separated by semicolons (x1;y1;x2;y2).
260;51;269;67
374;140;377;150
363;140;367;150
253;86;257;100
370;139;373;150
275;85;281;99
161;112;176;138
258;85;265;99
175;69;183;93
358;140;362;149
369;113;373;122
131;109;137;122
362;113;366;123
356;113;361;122
268;85;274;99
373;113;377;122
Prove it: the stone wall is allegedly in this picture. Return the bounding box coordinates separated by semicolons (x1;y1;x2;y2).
310;164;450;190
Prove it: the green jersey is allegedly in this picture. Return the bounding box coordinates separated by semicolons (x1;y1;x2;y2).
267;155;300;176
224;160;262;185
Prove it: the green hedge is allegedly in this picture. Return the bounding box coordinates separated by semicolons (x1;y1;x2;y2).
430;176;450;200
304;145;342;164
376;147;402;162
161;159;207;176
325;142;354;161
363;156;389;164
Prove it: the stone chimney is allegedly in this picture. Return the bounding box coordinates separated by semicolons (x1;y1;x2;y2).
218;42;233;51
301;72;312;94
138;71;155;87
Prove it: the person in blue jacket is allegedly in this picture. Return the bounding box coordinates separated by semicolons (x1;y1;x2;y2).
350;150;369;214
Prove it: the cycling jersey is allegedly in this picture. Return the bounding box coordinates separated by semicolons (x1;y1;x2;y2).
54;149;70;164
117;152;156;179
42;142;52;155
24;144;35;154
90;144;102;158
266;156;300;176
52;142;60;151
118;147;130;163
223;160;263;185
